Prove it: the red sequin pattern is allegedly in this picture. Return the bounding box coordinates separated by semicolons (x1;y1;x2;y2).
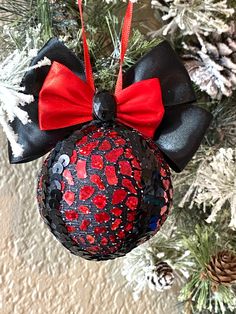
59;126;143;255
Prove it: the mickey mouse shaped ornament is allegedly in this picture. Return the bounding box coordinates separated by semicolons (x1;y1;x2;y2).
7;1;212;261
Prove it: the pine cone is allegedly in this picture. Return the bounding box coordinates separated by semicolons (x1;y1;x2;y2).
147;261;174;292
206;250;236;287
183;21;236;100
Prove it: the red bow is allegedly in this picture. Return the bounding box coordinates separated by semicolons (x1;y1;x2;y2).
39;62;165;138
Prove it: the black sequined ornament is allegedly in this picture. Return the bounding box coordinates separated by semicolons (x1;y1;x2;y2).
3;0;212;263
37;122;173;261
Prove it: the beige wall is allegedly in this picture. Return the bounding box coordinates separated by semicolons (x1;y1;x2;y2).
0;130;180;314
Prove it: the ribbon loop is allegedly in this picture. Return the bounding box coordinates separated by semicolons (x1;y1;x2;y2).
77;0;95;91
77;0;133;94
115;1;134;95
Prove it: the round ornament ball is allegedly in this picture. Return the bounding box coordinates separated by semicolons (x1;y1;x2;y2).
37;122;173;260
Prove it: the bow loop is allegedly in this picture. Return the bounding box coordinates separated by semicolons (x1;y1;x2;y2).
116;78;164;138
39;62;94;130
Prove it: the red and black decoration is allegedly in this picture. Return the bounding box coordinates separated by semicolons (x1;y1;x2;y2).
38;123;173;260
7;1;212;260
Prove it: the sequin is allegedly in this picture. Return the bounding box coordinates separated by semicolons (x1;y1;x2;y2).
49;198;60;210
66;225;76;233
161;205;168;215
112;189;127;204
101;237;108;245
52;162;63;174
95;212;110;223
86;235;95;244
38;176;43;189
76;135;88;145
60;181;65;192
160;167;167;177
80;219;90;231
107;131;118;138
105;148;123;162
94;226;107;234
111;207;122;216
87;246;99;252
53;180;62;190
111;219;122;230
78;237;86;244
78;205;90;214
122;179;137;194
76;160;87;179
65;210;78;221
70;150;77;163
105;166;118;185
72;236;79;244
50;190;62;201
115;138;126;146
131;158;141;170
109;235;116;242
124;148;134;159
92;131;104;139
99;140;111;150
119;161;132;176
149;216;159;231
79;141;98;156
92;195;107;209
117;230;125;239
127;212;136;222
63;169;74;185
63;191;75;206
90;174;105;190
125;223;133;231
79;186;95;200
58;154;70;167
91;155;103;170
163;179;170;190
134;170;142;183
126;196;138;210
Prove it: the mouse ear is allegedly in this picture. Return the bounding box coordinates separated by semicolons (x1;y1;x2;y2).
154;104;213;172
123;40;196;107
9;38;85;164
123;40;212;172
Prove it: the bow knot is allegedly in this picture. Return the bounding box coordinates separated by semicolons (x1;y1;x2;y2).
93;91;117;122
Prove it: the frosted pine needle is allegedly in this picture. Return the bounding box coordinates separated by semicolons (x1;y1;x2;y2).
180;148;236;229
0;26;51;158
151;0;234;37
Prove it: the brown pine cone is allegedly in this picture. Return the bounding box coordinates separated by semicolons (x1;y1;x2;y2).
206;250;236;287
183;21;236;100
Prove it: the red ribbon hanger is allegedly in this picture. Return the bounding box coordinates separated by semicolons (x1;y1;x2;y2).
38;0;165;139
77;0;134;95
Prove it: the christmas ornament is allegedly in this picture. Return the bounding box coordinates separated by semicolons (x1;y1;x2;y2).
38;123;173;260
146;261;175;292
4;1;212;260
206;250;236;288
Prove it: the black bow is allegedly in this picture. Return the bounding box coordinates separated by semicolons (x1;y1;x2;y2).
9;38;212;172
